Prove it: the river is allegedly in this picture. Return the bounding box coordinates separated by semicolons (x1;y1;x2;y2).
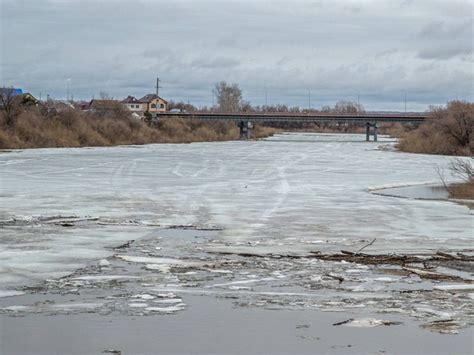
0;133;472;354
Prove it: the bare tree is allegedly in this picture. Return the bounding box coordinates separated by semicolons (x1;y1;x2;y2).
213;81;242;112
436;158;473;197
450;158;473;183
437;101;473;149
333;100;365;114
241;100;253;113
167;100;197;113
0;87;20;127
99;91;111;100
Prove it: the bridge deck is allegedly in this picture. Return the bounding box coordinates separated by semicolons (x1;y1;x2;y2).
157;112;428;123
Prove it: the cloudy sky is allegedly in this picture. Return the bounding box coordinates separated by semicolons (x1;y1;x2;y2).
1;0;472;110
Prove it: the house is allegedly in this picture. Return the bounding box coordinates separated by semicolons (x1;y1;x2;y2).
138;94;167;113
0;88;39;108
19;93;40;105
121;94;168;116
89;99;122;113
122;96;146;113
0;87;23;97
46;100;75;113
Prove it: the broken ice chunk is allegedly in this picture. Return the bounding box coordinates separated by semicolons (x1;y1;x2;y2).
145;264;171;273
132;294;156;300
0;290;25;298
145;304;185;314
433;284;474;292
333;318;402;328
98;259;111;267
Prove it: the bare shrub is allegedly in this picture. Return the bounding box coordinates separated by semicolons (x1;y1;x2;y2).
0;127;11;149
0;88;22;127
253;125;279;138
437;158;474;200
380;123;408;138
450;158;473;184
398;101;473;156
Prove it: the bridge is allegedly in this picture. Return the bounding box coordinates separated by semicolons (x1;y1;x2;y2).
157;112;429;141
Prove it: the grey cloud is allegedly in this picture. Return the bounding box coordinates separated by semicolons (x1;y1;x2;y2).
1;0;473;110
418;45;473;60
419;19;473;38
189;57;240;69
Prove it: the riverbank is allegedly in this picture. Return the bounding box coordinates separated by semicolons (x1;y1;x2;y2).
0;109;277;149
388;100;473;201
396;101;472;156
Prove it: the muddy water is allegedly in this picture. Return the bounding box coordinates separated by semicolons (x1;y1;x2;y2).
0;133;473;354
2;295;473;355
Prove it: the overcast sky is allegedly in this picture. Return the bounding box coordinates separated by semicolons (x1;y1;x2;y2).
1;0;473;110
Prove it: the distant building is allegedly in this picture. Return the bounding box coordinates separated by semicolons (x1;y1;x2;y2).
0;87;23;97
47;100;75;113
122;96;147;113
121;94;168;117
138;94;168;114
89;99;121;112
0;88;39;107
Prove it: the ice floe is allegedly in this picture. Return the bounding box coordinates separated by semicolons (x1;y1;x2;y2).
0;290;25;298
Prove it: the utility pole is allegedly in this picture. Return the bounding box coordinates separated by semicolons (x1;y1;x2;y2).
357;93;360;116
308;89;311;111
404;91;407;114
156;77;161;97
264;86;268;107
66;79;70;102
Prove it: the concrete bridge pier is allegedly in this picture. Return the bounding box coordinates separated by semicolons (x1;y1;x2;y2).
238;120;253;139
365;122;378;142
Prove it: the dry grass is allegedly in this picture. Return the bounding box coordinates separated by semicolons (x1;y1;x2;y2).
252;125;280;138
379;123;410;138
0;107;277;149
445;159;474;200
448;182;474;200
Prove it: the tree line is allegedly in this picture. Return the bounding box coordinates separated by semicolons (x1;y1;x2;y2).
168;81;365;114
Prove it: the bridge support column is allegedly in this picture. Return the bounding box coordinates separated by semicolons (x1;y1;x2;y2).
238;120;253;140
365;122;378;142
246;120;253;139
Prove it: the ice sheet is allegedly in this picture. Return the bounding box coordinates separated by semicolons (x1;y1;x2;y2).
0;133;472;289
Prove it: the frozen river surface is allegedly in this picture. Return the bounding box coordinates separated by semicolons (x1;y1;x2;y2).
0;133;472;340
0;133;471;287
